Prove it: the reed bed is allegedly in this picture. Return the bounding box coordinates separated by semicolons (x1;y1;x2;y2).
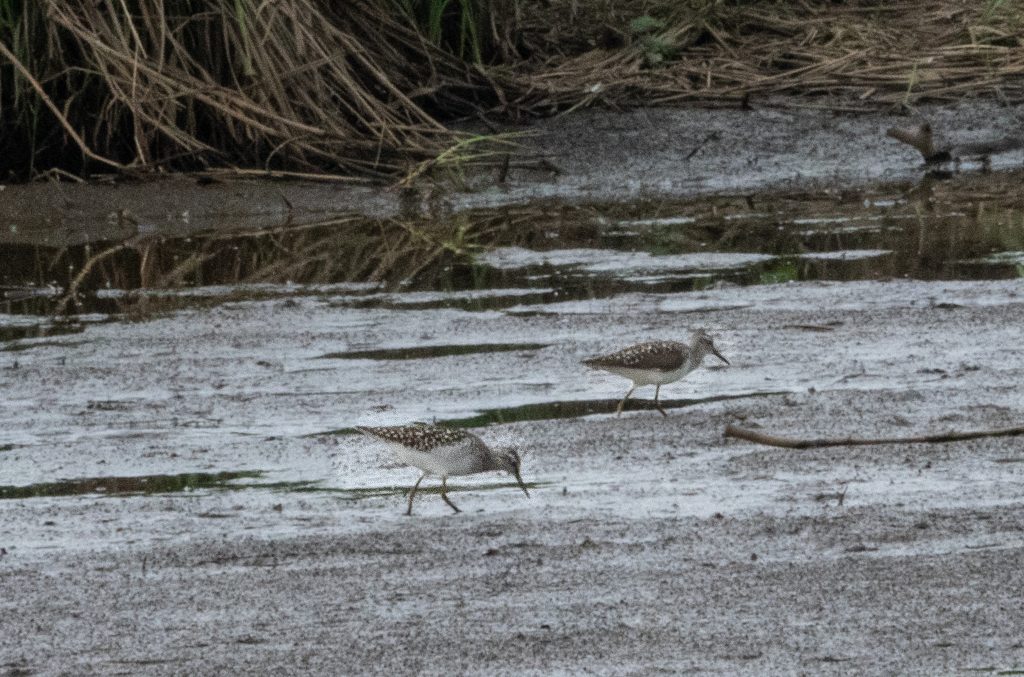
1;0;1022;179
0;0;484;178
500;0;1024;110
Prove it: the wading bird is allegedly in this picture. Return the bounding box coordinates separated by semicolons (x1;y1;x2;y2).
357;424;530;515
583;329;729;417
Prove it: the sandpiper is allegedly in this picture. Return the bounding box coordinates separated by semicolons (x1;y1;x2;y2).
357;423;530;515
886;121;1024;165
582;328;729;417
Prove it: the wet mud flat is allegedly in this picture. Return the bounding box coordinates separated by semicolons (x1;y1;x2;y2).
3;275;1024;675
2;99;1024;674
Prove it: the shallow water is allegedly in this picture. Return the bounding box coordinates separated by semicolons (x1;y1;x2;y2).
3;169;1023;320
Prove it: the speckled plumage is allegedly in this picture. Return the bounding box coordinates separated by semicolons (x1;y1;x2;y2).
583;340;689;372
356;424;479;453
357;423;530;515
582;329;729;417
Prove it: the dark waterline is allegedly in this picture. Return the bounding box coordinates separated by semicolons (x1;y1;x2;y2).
317;342;550;360
0;470;264;500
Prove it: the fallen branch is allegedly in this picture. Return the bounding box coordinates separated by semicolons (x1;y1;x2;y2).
724;423;1024;449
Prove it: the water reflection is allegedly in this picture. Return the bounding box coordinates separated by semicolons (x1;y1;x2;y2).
1;170;1022;317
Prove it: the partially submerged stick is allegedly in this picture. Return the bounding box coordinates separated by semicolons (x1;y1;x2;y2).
724;423;1024;449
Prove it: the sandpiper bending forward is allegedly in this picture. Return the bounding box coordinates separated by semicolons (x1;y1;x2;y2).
357;424;530;515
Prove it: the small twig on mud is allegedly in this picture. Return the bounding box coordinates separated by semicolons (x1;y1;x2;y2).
831;370;872;384
782;323;841;332
192;168;375;183
725;423;1024;449
814;483;848;506
685;132;722;161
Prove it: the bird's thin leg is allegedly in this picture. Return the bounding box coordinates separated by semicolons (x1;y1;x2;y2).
406;473;426;516
616;385;636;417
440;476;461;514
654;384;667;417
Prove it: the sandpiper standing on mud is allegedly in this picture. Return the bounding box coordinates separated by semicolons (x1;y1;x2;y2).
583;329;729;417
357;424;530;515
886;121;1024;165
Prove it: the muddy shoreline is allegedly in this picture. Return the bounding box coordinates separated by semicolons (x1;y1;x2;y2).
3;100;1023;247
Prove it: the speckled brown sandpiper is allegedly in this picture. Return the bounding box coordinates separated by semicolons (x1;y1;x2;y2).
583;328;729;417
357;423;530;515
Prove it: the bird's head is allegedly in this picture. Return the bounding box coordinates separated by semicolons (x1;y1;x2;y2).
692;328;729;365
494;446;530;498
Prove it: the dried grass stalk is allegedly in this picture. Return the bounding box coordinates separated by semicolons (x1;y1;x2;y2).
10;0;491;175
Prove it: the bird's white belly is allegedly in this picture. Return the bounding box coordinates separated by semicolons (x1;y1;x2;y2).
389;443;480;477
606;365;691;386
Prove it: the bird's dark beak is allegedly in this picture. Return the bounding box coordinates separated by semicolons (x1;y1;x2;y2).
712;344;729;365
513;466;530;498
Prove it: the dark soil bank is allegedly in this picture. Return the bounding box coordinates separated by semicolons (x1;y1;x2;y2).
3;100;1023;247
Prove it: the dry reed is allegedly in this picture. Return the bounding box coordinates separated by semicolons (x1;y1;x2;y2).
1;0;1022;180
497;1;1024;111
2;0;488;177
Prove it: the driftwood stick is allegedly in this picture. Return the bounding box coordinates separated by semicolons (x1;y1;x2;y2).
724;423;1024;449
